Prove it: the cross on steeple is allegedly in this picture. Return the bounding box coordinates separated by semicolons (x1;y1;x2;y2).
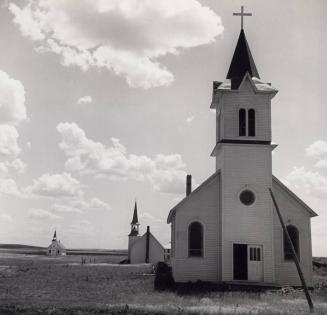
233;6;252;30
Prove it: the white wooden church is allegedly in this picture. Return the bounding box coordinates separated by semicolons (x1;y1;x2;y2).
167;9;317;286
46;230;66;256
128;202;166;264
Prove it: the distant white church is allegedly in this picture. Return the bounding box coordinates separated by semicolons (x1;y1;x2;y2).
128;202;167;264
47;230;66;256
167;19;317;286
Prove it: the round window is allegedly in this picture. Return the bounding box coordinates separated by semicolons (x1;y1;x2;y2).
240;190;255;206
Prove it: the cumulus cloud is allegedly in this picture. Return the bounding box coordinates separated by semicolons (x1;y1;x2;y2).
0;159;26;197
306;140;327;168
77;95;92;105
0;70;26;125
286;166;327;199
25;172;83;198
28;208;62;220
0;178;20;196
0;159;26;179
0;69;28;191
0;124;21;157
57;122;188;194
9;0;223;89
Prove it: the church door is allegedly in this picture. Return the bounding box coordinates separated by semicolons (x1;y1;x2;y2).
248;245;263;282
233;244;248;280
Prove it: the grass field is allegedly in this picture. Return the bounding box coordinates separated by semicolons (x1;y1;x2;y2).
0;252;327;314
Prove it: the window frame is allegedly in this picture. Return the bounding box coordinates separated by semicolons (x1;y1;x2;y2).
239;108;246;136
283;225;300;261
188;221;204;258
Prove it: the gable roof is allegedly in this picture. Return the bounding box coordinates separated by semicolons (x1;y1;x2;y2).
227;29;259;89
272;175;318;217
130;231;164;251
47;240;66;250
167;171;220;223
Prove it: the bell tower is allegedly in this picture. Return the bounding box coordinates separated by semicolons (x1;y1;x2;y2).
128;201;141;261
211;7;278;283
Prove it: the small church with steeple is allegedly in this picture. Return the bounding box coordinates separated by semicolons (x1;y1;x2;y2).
127;201;166;264
46;230;66;256
167;7;317;286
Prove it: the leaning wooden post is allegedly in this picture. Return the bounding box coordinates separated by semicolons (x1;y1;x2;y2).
269;188;314;313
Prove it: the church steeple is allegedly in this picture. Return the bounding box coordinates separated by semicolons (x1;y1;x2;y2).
129;201;140;236
226;29;259;89
52;230;57;241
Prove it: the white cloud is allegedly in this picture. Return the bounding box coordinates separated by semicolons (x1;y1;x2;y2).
286;166;327;199
25;172;83;198
9;3;46;41
7;158;27;174
0;69;27;188
186;116;194;125
77;95;93;105
88;197;112;210
0;125;21;157
0;159;26;178
57;122;188;194
9;0;223;89
306;140;327;168
0;69;26;125
52;204;83;214
28;208;62;220
0;178;20;196
306;140;327;157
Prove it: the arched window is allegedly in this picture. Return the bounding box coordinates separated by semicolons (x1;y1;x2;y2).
284;225;300;260
239;108;246;136
188;222;203;257
248;109;255;137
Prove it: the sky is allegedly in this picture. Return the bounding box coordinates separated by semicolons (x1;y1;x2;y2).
0;0;326;255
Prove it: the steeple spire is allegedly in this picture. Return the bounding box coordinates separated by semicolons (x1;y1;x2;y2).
129;201;140;236
226;29;260;89
52;230;57;241
131;201;139;225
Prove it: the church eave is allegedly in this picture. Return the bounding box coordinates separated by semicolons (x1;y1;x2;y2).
211;142;278;157
272;176;318;217
167;171;220;223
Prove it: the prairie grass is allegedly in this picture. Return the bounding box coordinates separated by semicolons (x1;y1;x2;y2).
0;254;326;314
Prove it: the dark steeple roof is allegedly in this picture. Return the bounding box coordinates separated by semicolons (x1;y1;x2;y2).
52;230;57;241
226;29;259;89
131;201;139;225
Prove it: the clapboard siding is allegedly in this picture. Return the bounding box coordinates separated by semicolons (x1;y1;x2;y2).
219;143;275;282
171;174;220;282
272;180;313;286
130;233;164;264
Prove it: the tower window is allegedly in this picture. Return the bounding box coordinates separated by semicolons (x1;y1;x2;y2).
248;109;255;137
188;222;203;257
284;225;300;261
239;108;246;136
